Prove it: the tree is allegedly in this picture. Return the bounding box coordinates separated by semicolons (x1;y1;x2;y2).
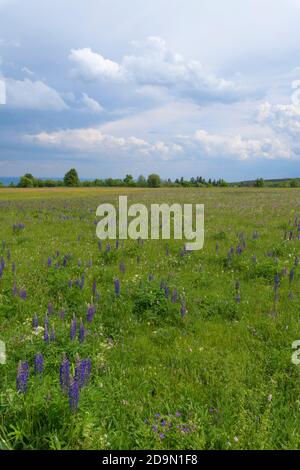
147;174;161;188
63;168;79;187
290;179;298;188
255;178;264;188
18;175;34;188
137;175;146;187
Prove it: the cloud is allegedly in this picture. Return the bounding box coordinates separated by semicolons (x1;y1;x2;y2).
5;78;67;110
257;101;300;135
25;126;182;161
178;129;291;160
68;36;245;104
69;47;125;82
81;92;103;113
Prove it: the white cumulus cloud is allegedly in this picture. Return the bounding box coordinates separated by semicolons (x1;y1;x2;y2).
68;37;245;103
5;78;67;110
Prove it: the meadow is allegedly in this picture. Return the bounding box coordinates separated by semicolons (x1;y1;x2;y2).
1;187;300;450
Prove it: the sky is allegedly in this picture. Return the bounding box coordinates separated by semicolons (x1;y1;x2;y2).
1;0;300;181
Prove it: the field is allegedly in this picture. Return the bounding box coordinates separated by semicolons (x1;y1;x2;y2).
1;187;300;450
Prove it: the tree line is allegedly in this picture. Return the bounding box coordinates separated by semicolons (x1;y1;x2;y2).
14;169;229;188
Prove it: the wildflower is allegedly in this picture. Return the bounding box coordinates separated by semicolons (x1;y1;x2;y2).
32;314;38;330
79;320;85;343
47;257;52;267
159;433;165;439
50;326;56;341
87;305;95;323
70;316;77;340
59;310;65;320
289;268;295;284
69;379;79;412
44;314;49;329
34;353;44;375
106;243;111;253
48;302;53;315
114;278;120;296
180;304;187;318
19;289;27;300
164;286;170;298
171;289;178;303
60;354;70;392
44;324;49;343
16;361;29;393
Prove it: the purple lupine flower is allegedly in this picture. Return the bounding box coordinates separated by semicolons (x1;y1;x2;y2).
180;304;187;318
48;302;53;315
171;289;178;303
32;314;38;330
69;379;79;412
47;257;52;267
19;289;27;300
159;433;165;439
70;316;77;340
44;314;49;329
79;320;85;343
114;278;120;296
44;324;49;343
80;274;85;290
164;286;170;299
106;243;111;253
63;256;67;267
16;361;29;393
119;262;126;274
274;274;280;290
34;353;44;375
289;269;295;284
59;310;65;320
115;239;119;249
60;354;70;393
68;280;73;288
87;305;95;323
50;326;56;341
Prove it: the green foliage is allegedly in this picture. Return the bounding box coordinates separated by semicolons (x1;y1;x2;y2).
63;168;79;187
147;174;161;188
1;187;300;450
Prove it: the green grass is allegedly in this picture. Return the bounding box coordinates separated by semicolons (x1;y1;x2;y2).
1;187;300;450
